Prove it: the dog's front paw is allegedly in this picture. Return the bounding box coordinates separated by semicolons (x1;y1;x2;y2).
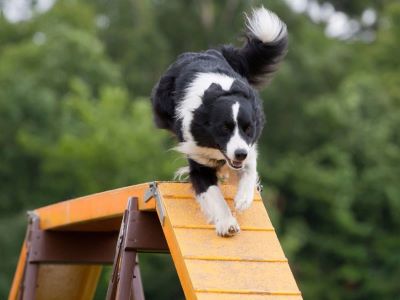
234;187;254;212
215;216;240;237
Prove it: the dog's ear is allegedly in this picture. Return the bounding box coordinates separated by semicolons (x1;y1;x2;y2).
203;83;225;105
229;80;253;99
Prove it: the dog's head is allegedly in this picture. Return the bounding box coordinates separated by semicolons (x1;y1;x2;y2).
191;81;265;169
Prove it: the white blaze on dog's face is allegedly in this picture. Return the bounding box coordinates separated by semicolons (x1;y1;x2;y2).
224;102;251;169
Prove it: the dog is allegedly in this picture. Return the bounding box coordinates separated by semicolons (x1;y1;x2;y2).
151;6;288;236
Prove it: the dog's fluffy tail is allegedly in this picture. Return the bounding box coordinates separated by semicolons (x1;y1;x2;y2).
222;6;288;88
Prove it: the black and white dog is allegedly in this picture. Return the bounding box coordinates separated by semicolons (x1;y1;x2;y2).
151;7;288;236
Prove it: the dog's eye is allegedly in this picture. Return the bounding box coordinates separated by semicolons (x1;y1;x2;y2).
222;122;234;133
244;124;252;136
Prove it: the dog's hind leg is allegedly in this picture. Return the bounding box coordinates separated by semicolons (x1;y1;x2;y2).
189;159;240;237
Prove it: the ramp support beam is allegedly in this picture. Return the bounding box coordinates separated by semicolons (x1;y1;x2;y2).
20;213;39;300
106;197;168;300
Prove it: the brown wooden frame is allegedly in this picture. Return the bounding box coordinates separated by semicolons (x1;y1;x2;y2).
18;197;168;300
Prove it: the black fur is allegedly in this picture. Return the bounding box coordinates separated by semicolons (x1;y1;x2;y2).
222;36;288;87
189;159;218;194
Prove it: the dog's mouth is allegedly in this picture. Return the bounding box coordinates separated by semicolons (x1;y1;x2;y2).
219;151;243;170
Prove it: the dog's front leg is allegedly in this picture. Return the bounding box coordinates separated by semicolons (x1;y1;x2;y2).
235;147;258;212
189;159;240;237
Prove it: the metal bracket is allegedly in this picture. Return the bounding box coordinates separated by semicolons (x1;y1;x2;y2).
144;182;165;226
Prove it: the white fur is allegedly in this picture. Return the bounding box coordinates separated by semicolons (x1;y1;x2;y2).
196;185;240;236
232;101;240;120
235;146;258;211
177;72;235;142
245;6;287;43
226;102;250;161
174;166;190;181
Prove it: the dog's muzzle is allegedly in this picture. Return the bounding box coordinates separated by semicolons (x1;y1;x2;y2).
219;150;244;170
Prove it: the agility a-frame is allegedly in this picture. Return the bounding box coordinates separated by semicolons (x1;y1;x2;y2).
9;182;302;300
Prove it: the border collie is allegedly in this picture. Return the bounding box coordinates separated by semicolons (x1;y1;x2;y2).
151;7;288;236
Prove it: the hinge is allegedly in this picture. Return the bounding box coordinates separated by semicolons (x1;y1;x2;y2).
143;182;165;226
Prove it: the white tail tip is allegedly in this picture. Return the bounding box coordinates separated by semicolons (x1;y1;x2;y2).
245;6;287;43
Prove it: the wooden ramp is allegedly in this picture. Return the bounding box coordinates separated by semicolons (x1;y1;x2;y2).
9;182;302;300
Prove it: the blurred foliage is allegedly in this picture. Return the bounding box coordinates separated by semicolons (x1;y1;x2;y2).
0;0;399;299
315;0;385;17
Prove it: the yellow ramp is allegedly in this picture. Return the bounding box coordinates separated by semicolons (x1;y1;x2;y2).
9;182;302;299
143;183;302;300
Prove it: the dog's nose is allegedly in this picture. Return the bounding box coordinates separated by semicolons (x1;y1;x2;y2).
234;149;248;161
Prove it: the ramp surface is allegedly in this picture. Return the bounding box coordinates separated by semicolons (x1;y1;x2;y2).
145;183;302;300
9;182;302;300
